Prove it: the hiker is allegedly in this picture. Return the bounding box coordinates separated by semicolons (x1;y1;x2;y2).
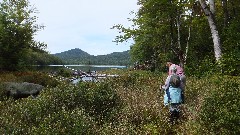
166;62;186;103
162;65;183;123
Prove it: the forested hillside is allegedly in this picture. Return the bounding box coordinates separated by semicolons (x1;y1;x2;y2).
92;51;131;65
54;48;131;65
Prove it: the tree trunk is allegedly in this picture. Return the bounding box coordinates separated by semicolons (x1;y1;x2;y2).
177;15;181;50
199;0;222;61
176;14;185;68
222;0;229;27
209;0;215;14
184;26;191;65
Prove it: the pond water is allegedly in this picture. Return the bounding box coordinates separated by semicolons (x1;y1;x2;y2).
32;65;126;83
33;64;127;73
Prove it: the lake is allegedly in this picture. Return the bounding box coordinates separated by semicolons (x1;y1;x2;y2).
32;64;127;73
32;65;126;83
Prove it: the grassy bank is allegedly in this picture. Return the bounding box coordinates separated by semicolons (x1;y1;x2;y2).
0;70;239;134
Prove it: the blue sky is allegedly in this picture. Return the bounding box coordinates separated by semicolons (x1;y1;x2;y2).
30;0;139;55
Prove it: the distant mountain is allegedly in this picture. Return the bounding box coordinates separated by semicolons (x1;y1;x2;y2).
54;48;93;64
55;48;92;58
53;48;131;65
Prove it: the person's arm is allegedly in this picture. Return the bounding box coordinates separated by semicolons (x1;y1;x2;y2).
179;81;184;90
162;75;171;90
169;64;176;75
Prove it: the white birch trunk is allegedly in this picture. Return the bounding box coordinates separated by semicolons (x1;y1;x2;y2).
199;0;222;61
209;0;215;14
177;15;181;50
184;26;191;65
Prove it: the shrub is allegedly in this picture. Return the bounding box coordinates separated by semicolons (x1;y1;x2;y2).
0;72;19;82
98;70;179;134
219;53;240;76
0;97;97;134
58;68;72;77
76;81;122;123
198;76;240;134
31;108;97;134
33;81;122;124
1;70;240;134
14;71;60;87
185;57;217;77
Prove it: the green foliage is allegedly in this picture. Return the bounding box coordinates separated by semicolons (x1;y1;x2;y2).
219;53;240;76
0;78;124;134
0;71;240;134
113;0;193;70
185;56;217;77
0;0;44;71
0;93;96;134
113;0;240;76
173;75;240;135
25;50;64;65
198;76;240;134
57;68;72;77
97;71;177;134
0;83;7;100
76;81;122;123
14;71;60;87
32;108;96;135
54;48;92;65
0;72;18;82
185;52;240;77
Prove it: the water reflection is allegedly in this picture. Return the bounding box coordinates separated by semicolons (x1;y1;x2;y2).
33;65;125;83
33;64;126;73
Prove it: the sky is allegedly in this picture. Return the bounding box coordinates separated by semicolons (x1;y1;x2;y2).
30;0;139;55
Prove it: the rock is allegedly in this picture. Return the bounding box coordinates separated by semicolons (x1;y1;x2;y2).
3;82;44;99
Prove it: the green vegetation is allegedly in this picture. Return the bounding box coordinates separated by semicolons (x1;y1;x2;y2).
25;50;64;66
54;48;131;66
113;0;240;75
0;0;239;134
0;70;239;134
0;0;62;71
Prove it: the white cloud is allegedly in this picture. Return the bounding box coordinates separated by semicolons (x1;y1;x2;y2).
31;0;139;55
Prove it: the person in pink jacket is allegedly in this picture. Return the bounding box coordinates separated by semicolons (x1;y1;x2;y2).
166;62;184;76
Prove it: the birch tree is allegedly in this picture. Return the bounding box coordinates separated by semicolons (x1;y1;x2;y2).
199;0;222;61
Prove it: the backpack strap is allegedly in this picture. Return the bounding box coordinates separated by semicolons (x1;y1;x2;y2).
166;88;171;102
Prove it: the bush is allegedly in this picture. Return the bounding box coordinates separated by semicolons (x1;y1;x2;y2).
219;53;240;76
0;96;97;134
185;57;217;77
58;68;72;77
76;81;122;123
98;70;177;134
1;70;240;134
32;108;96;134
198;76;240;134
14;71;60;87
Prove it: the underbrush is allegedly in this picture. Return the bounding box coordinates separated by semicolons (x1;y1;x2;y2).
0;70;239;134
182;75;240;135
0;71;59;87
